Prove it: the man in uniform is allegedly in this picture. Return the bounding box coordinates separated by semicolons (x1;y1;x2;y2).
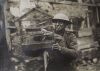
46;13;79;71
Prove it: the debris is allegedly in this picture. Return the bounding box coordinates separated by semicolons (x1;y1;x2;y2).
93;58;98;64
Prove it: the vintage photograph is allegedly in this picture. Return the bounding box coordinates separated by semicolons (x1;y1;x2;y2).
0;0;100;71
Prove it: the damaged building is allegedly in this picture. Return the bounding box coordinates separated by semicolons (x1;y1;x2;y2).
0;0;100;71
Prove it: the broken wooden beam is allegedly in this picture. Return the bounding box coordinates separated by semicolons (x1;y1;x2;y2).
15;7;53;22
7;26;16;29
15;8;36;22
39;1;97;6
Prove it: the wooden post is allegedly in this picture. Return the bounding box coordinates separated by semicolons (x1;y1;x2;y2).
81;20;85;29
87;12;90;28
96;7;100;23
4;2;12;51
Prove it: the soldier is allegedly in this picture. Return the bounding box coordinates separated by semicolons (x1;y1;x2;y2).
46;13;79;71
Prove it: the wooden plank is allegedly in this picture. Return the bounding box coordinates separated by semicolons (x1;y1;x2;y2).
7;26;16;29
96;7;100;23
35;8;53;18
4;2;12;51
15;8;53;22
58;1;96;6
15;8;36;22
39;1;96;6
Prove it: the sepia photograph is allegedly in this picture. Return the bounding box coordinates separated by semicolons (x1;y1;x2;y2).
0;0;100;71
